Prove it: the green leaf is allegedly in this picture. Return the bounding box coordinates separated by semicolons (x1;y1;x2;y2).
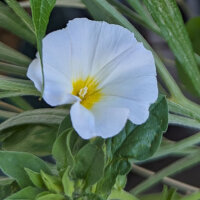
0;151;51;188
5;0;35;34
25;168;45;189
40;170;63;194
96;159;131;197
186;17;200;55
62;168;74;197
2;125;57;156
143;0;200;97
0;41;31;67
0;2;35;44
52;129;86;170
115;95;168;160
0;108;67;132
36;193;65;200
57;114;72;136
5;186;41;200
73;142;105;187
0;76;40;96
30;0;56;94
0;178;19;200
52;129;71;170
108;189;139;200
0;62;27;78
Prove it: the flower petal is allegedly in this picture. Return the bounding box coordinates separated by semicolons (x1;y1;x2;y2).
66;18;139;80
70;102;96;139
27;57;74;106
92;105;129;138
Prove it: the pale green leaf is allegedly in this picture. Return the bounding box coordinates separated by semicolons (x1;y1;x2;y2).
0;108;67;132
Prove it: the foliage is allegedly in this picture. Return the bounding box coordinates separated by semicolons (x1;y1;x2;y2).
0;0;200;199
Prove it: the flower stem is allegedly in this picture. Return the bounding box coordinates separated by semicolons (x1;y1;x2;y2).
131;164;200;194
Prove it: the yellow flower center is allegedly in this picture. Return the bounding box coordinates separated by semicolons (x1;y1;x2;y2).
72;77;102;109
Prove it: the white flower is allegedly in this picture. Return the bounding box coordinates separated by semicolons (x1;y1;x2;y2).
27;18;158;139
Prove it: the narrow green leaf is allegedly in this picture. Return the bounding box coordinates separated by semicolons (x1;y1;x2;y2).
73;142;105;186
30;0;56;95
0;75;40;96
0;2;35;44
5;0;34;34
0;62;27;77
0;151;51;188
0;41;31;67
0;110;16;119
144;0;200;97
8;96;33;111
0;108;67;132
5;186;41;200
25;168;45;189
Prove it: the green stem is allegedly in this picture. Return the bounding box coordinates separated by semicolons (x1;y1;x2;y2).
169;114;200;129
131;150;200;195
108;189;139;200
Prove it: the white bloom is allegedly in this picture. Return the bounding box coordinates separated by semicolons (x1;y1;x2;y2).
27;18;158;139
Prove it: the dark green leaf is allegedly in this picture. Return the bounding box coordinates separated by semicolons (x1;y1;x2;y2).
5;186;41;200
96;159;131;197
144;0;200;97
0;151;51;188
2;125;57;156
0;178;19;200
116;95;168;160
73;142;104;187
57;114;72;136
186;17;200;55
52;129;71;170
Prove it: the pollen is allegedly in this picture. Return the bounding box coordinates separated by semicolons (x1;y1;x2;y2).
72;77;102;109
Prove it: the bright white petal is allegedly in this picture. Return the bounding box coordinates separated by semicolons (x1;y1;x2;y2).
27;57;43;91
42;28;71;80
66;18;139;80
94;96;151;125
27;57;74;106
92;105;129;138
102;76;158;105
70;102;96;139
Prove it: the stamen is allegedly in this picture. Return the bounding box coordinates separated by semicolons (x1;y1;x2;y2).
79;86;88;98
